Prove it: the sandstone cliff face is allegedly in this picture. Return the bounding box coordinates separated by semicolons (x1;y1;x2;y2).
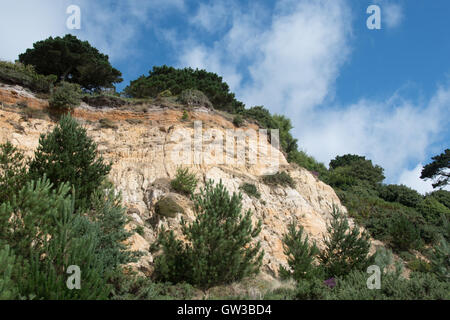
0;84;352;278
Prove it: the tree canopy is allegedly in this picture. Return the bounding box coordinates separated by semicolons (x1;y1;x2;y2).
421;149;450;189
124;65;244;113
19;34;122;91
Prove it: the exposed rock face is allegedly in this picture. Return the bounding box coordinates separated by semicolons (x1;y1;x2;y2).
0;84;353;278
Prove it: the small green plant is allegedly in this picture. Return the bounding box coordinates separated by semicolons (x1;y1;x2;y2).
262;171;295;188
170;167;198;195
279;221;320;281
135;225;145;237
181;110;189;122
49;81;82;111
240;183;261;199
233;114;244;127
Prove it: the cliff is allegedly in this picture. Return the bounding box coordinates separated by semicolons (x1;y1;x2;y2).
0;83;359;279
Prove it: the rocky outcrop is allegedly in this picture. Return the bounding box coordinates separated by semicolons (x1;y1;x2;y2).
0;84;360;278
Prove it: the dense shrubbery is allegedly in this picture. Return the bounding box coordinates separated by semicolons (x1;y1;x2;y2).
124;66;244;113
0;60;56;93
49;81;82;111
153;180;263;290
378;184;423;208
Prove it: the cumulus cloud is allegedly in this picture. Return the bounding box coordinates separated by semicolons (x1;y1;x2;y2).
0;0;186;62
177;0;448;189
298;86;450;182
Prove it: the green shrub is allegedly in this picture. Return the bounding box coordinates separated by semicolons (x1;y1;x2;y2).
29;114;111;211
49;81;82;111
0;142;28;204
319;206;372;278
0;179;110;299
430;236;450;281
233;114;244;127
153;180;263;290
181;110;189;122
262;171;295;188
428;190;450;209
124;66;244;113
170;167;198;195
0;244;19;300
279;222;320;281
408;258;432;273
0;60;56;93
239;183;261;199
417;197;450;227
389;214;422;251
378;184;423;208
178;89;212;108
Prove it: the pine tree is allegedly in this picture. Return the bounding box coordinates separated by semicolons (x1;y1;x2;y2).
279;221;320;281
0;178;110;299
153;180;263;290
28;114;111;210
0;244;19;300
319;206;372;278
0;142;28;204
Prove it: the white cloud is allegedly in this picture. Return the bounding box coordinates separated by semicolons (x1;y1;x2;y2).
0;0;186;62
0;0;69;61
177;0;449;191
383;3;404;29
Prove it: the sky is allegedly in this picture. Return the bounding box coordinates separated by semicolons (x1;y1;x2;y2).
0;0;449;194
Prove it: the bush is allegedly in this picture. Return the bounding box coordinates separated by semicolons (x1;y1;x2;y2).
233;115;244;127
170;167;198;195
153;180;263;290
319;206;372;278
0;244;19;300
328;154;385;187
49;81;82;110
29;114;111;211
378;184;423;208
0;142;28;204
0;60;56;93
389;214;422;251
279;222;320;281
0;179;110;299
124;66;244;113
181;110;189;122
417;197;450;227
239;183;261;199
178;89;212;108
262;171;295;188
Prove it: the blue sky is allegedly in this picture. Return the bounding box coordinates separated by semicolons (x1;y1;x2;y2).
1;0;449;193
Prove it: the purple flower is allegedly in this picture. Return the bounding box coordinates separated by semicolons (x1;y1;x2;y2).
324;277;336;289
